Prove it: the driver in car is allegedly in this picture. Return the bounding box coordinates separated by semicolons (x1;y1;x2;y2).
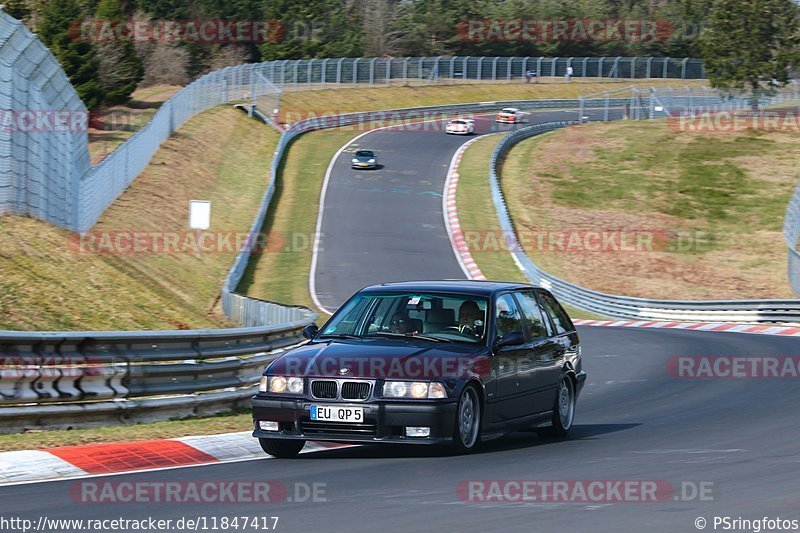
457;300;483;336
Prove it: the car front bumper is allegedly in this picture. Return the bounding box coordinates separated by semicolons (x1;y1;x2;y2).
252;395;458;445
352;162;377;169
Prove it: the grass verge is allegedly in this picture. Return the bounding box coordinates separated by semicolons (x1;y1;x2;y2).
279;80;705;115
454;135;605;320
89;85;181;164
237;129;360;315
500;120;800;299
0;106;278;330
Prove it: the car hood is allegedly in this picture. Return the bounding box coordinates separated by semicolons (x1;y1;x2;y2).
267;338;489;380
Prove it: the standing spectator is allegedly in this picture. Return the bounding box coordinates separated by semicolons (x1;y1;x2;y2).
565;66;573;82
525;70;533;83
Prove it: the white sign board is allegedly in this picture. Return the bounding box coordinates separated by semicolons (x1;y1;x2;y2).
189;200;211;230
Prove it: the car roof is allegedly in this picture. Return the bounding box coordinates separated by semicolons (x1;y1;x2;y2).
359;279;541;297
501;108;519;112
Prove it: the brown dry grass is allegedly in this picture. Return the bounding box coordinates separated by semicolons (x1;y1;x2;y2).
500;120;800;299
0;106;278;330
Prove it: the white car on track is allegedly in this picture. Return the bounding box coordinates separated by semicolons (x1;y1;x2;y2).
445;118;475;135
495;107;524;124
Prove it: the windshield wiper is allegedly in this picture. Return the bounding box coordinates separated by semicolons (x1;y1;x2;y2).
317;333;364;340
374;332;444;342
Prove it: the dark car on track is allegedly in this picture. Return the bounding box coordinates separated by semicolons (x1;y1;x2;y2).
351;149;378;169
252;280;586;457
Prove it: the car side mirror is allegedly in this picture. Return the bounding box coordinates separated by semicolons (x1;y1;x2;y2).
494;331;525;351
302;323;319;339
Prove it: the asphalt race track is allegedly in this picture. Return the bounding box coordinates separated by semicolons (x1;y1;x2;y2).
3;326;800;532
312;106;622;311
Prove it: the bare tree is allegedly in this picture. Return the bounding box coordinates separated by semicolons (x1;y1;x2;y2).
361;0;404;56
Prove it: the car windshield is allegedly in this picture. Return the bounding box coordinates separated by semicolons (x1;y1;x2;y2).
355;150;374;157
451;120;466;124
501;108;517;113
318;292;489;344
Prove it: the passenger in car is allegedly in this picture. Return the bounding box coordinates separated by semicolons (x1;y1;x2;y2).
390;312;422;334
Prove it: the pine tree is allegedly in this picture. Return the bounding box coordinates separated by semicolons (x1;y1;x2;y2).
3;0;32;22
39;0;104;109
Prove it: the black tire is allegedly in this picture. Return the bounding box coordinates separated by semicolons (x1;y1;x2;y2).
451;384;482;454
538;375;575;438
259;438;305;458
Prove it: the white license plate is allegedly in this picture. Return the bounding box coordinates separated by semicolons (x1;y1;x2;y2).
310;405;364;423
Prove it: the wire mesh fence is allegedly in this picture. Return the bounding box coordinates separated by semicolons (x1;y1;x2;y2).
257;56;706;90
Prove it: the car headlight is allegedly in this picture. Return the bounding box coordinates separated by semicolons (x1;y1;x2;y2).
352;158;359;163
368;159;375;163
267;375;304;394
383;381;447;399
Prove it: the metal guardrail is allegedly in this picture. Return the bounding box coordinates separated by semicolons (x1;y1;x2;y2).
489;122;800;323
0;323;307;433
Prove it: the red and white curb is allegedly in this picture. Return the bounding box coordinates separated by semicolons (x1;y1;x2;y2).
443;137;487;281
0;432;345;485
573;319;800;337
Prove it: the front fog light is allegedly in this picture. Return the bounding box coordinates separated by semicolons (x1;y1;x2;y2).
259;376;268;392
259;421;279;431
405;426;430;437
